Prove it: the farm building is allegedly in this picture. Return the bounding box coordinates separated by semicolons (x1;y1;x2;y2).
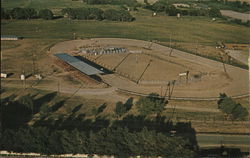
1;35;20;41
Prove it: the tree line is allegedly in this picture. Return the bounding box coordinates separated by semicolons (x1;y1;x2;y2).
84;0;138;7
145;1;222;17
1;7;135;22
62;7;135;21
0;126;196;157
0;92;198;157
1;7;54;20
145;0;250;15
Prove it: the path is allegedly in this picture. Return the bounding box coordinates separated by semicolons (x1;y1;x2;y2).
221;10;250;22
227;49;249;65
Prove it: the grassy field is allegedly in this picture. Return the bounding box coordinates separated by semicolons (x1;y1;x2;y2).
2;13;249;42
1;86;249;134
2;0;82;8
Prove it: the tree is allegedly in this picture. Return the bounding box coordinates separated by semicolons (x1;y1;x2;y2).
208;8;221;17
1;8;10;19
151;1;167;12
124;97;133;111
103;9;134;21
24;8;37;20
166;6;180;16
218;94;249;120
19;95;34;114
115;101;127;117
1;95;33;129
10;8;27;19
39;9;53;20
136;93;165;116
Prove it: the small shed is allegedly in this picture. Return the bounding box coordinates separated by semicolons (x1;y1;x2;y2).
1;35;20;41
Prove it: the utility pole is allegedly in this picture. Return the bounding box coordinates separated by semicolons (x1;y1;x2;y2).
32;51;36;75
195;40;199;55
58;80;60;95
137;59;152;84
169;35;173;56
0;49;3;74
186;71;189;84
160;85;163;97
220;56;227;73
169;80;176;100
170;35;172;48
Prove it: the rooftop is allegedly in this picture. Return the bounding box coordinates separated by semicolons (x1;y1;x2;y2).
54;53;104;75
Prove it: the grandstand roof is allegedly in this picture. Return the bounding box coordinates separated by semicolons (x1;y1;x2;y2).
54;53;104;75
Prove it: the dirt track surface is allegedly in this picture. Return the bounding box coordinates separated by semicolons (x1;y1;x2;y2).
50;38;249;98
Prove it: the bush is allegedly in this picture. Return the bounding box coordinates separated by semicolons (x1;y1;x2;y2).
39;9;53;20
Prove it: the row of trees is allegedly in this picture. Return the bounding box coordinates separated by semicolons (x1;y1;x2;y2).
62;7;135;21
203;0;250;13
1;7;54;20
1;7;135;22
115;93;166;117
145;1;221;17
0;127;196;157
218;93;249;120
84;0;138;7
0;92;198;157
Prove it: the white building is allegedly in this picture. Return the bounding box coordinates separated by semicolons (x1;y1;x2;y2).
1;35;19;41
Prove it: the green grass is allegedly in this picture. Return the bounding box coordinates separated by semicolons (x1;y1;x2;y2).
1;13;249;44
197;134;250;148
2;0;88;10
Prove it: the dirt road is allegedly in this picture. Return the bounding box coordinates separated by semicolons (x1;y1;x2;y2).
227;49;249;65
220;10;250;22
